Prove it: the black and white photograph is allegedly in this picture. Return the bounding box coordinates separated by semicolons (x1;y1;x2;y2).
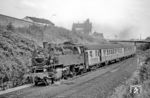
0;0;150;98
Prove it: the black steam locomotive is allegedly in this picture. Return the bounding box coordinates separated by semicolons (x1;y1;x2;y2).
30;42;136;85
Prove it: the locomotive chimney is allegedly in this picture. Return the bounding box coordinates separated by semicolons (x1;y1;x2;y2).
43;42;48;49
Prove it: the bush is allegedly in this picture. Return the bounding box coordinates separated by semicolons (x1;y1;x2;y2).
6;22;14;31
139;57;150;83
138;37;150;50
0;25;5;31
139;64;148;83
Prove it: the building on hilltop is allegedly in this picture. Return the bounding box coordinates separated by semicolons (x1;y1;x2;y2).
0;14;54;27
72;19;92;35
23;16;54;26
0;14;34;27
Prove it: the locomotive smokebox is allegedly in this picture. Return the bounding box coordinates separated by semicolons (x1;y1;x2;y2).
34;57;45;64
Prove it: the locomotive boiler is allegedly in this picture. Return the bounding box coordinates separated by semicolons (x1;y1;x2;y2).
31;42;85;85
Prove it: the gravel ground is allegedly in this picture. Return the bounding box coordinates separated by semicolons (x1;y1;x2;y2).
1;57;137;98
54;57;137;98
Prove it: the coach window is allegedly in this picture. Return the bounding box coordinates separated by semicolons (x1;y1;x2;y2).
90;51;93;57
114;49;116;54
96;50;98;56
95;50;98;56
97;50;100;56
97;50;99;56
103;50;106;55
106;50;108;55
118;48;120;53
104;50;105;55
120;48;122;53
107;50;109;55
103;50;105;55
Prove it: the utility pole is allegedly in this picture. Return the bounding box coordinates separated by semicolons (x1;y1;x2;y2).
140;33;142;40
114;35;118;40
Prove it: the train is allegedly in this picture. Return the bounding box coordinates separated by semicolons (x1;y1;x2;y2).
30;42;136;85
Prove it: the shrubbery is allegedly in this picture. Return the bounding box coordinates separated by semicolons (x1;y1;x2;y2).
139;58;150;83
6;22;15;31
122;51;150;98
0;27;35;90
138;43;150;51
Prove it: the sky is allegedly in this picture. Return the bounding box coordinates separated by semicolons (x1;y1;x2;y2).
0;0;150;39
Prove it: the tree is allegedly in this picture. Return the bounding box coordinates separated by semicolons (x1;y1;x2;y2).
138;36;150;50
145;37;150;41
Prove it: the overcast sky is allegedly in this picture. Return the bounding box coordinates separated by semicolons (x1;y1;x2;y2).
0;0;150;39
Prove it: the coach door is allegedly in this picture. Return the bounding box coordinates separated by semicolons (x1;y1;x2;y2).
99;50;102;61
84;51;89;69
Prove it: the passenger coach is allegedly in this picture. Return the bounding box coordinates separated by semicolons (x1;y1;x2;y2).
84;44;136;69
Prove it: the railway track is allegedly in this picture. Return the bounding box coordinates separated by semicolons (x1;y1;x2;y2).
66;56;133;81
1;56;136;98
53;57;137;98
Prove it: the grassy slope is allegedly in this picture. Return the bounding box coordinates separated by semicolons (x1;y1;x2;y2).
0;28;36;88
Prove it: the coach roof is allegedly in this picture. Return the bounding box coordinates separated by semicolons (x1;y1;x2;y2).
84;44;133;50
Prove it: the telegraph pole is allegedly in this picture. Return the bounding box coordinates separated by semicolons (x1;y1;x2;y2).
140;33;142;40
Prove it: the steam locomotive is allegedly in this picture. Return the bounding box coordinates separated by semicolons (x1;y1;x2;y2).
31;42;136;85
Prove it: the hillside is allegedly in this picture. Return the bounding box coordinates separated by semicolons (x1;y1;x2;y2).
16;25;107;46
0;27;37;89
